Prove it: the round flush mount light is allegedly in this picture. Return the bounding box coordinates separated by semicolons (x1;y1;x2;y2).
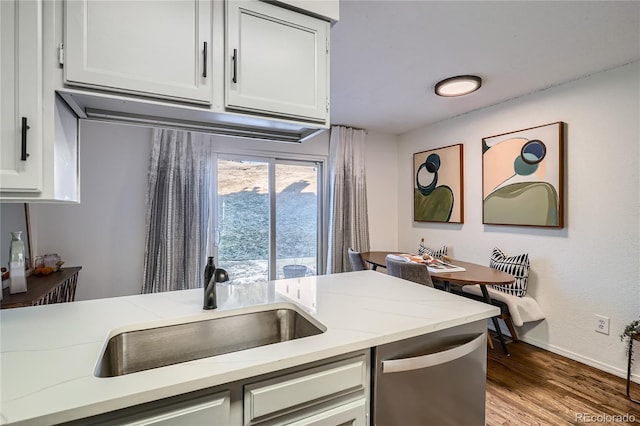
434;75;482;97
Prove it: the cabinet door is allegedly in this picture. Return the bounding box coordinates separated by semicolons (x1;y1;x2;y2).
244;355;367;424
64;0;213;104
0;0;42;192
113;391;230;426
226;1;329;122
285;398;367;426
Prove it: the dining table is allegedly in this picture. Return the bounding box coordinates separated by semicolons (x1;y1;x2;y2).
360;251;515;355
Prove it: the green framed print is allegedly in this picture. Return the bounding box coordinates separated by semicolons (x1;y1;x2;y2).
413;144;464;223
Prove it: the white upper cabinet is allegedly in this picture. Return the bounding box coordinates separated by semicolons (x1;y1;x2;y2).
1;0;79;202
225;0;329;122
1;0;43;192
274;0;340;22
64;0;213;104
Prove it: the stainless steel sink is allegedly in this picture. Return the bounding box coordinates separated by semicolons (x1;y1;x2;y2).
95;307;325;377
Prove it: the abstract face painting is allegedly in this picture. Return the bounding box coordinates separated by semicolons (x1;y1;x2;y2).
482;122;565;227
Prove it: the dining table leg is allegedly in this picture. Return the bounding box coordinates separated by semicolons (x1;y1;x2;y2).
480;285;510;356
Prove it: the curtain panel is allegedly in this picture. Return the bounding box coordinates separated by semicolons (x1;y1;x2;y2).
142;129;212;293
327;126;370;273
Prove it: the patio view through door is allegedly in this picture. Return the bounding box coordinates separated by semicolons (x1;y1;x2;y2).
214;156;321;283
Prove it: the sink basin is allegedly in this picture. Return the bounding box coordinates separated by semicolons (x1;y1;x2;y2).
95;307;325;377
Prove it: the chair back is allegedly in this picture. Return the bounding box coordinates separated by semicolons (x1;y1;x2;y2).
385;256;434;288
348;248;367;271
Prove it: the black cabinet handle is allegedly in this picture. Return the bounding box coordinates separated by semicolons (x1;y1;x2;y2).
21;117;30;161
232;48;237;84
202;42;207;78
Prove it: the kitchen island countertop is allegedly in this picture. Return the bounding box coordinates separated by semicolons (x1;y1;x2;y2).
0;270;499;425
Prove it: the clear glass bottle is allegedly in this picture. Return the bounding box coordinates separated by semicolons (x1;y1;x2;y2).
9;231;27;294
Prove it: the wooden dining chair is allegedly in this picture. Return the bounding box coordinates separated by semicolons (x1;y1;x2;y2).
385;256;434;288
348;248;367;271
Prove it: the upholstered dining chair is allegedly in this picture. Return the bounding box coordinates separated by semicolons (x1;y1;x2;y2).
385;255;434;288
348;248;367;271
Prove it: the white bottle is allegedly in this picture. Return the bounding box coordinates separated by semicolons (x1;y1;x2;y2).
9;231;27;294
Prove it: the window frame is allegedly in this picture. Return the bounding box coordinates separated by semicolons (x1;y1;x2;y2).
211;150;326;281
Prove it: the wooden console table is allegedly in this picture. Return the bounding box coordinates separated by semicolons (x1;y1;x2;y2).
1;267;82;309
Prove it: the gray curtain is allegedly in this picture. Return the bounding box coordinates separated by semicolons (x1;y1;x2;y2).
142;129;212;293
327;126;370;273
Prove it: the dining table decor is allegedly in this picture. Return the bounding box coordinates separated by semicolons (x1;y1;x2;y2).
413;143;464;223
389;253;466;274
417;238;448;260
482;121;565;227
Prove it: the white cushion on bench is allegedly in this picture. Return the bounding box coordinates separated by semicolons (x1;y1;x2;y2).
462;285;545;327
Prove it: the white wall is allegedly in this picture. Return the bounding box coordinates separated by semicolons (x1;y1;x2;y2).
365;131;399;250
397;62;640;379
30;121;152;300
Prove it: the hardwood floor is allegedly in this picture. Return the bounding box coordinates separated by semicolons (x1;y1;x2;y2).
486;341;640;425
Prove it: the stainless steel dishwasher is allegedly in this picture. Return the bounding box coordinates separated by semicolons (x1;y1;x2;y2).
372;321;488;426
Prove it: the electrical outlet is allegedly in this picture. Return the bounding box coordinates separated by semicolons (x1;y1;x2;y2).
595;315;610;335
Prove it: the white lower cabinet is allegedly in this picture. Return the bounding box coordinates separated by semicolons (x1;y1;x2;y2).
117;392;231;426
70;351;369;426
244;354;368;425
75;390;232;426
285;398;367;426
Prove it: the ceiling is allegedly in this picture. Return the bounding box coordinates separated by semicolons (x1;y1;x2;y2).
329;0;640;135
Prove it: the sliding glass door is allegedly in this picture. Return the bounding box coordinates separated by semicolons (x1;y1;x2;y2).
216;158;270;283
214;156;321;283
275;162;319;279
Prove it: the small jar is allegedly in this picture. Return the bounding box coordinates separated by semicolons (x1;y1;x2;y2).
43;253;61;268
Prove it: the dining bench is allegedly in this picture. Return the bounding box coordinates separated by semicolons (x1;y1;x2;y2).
446;246;545;341
453;284;545;341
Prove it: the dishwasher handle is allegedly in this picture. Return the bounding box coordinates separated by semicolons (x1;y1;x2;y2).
381;333;485;373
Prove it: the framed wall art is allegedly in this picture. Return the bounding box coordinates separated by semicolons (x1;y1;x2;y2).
482;121;565;227
413;144;464;223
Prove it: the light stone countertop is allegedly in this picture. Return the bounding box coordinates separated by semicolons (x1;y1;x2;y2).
0;270;499;425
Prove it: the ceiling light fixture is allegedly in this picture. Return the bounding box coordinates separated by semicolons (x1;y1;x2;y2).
435;75;482;97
